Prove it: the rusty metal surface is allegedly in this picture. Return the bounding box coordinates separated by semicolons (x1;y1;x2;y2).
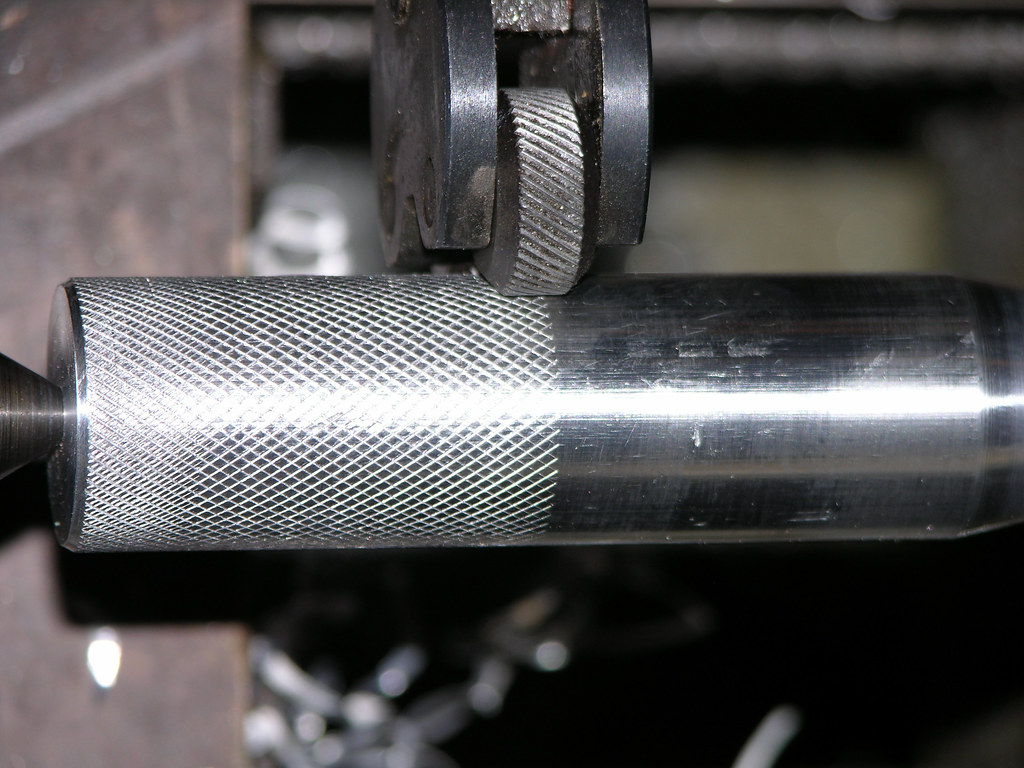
0;529;250;767
0;0;247;374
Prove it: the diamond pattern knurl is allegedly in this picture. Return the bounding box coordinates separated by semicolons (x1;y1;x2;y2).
502;87;585;295
67;275;558;551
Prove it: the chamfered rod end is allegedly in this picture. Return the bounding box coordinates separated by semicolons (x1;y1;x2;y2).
0;352;63;482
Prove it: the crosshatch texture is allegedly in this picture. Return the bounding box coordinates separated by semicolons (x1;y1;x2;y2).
66;275;558;551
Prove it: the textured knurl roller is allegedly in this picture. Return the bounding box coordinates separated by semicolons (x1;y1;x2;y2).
474;88;587;296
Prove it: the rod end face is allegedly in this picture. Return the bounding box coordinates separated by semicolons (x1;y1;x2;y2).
46;283;85;549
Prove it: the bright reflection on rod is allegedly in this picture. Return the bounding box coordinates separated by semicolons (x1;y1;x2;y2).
536;386;1000;421
137;385;1020;437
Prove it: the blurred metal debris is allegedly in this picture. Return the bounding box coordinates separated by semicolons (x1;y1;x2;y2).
252;637;348;717
247;632;508;768
732;705;804;768
370;646;428;699
247;558;714;768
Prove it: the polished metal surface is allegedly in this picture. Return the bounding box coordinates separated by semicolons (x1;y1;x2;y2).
0;352;62;482
475;88;587;296
47;273;1024;551
545;275;1024;541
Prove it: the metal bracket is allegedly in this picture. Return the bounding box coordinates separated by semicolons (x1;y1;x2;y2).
371;0;651;294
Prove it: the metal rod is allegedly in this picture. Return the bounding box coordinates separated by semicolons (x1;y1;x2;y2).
0;352;63;482
47;273;1024;551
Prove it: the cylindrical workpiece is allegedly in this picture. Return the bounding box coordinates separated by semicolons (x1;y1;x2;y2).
47;274;1024;551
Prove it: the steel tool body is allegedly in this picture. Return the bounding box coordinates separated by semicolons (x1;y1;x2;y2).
0;272;1012;551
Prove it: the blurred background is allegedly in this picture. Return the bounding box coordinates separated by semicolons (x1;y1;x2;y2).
2;1;1024;766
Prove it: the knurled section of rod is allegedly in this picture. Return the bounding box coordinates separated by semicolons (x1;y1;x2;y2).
475;88;587;296
57;275;559;551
